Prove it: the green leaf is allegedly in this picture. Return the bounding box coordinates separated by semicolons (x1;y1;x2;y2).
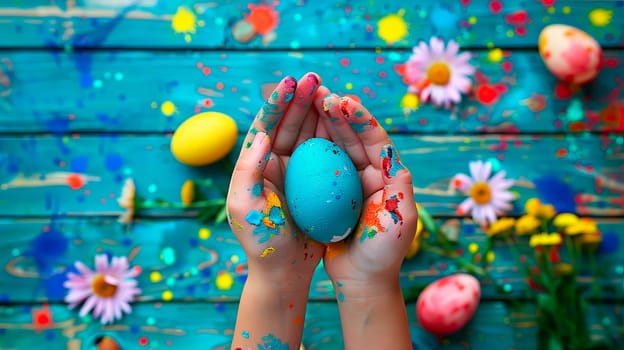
214;205;228;224
537;294;556;315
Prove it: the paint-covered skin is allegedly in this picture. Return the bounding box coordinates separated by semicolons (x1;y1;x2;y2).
226;73;327;350
416;273;481;335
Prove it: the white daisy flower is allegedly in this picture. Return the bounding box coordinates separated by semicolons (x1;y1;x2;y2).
452;160;514;225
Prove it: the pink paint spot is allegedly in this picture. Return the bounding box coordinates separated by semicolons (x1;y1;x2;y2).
339;58;350;67
489;0;503;14
501;61;513;73
541;0;556;6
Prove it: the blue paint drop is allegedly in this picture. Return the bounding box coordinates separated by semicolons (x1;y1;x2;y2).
130;324;140;334
105;153;123;171
70;156;89;173
599;232;619;254
45;115;70;134
534;176;576;213
27;225;69;275
430;5;459;34
45;271;69;300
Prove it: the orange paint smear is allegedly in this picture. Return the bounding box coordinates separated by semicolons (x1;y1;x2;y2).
245;4;279;35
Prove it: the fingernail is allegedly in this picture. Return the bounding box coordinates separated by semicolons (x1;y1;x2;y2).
381;144;405;178
306;72;320;85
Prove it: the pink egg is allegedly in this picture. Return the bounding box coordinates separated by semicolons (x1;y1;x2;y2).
538;24;603;84
416;273;481;335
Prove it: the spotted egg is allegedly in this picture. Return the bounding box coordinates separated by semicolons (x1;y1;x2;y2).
538;24;602;84
416;273;481;335
285;138;363;243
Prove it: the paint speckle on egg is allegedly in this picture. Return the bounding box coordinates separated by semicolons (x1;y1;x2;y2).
285;138;363;243
416;273;481;335
538;24;602;84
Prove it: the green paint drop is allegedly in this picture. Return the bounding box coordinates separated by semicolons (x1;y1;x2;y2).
160;247;176;265
486;158;501;172
566;99;584;121
147;317;155;325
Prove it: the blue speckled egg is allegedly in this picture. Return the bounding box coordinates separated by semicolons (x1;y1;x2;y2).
285;138;363;243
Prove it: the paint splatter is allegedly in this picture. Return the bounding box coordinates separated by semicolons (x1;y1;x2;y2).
589;8;612;27
377;10;408;44
385;192;405;225
258;333;289;350
245;192;286;243
160;101;177;116
252;183;263;197
172;7;197;42
215;271;234;291
380;144;405;178
245;4;279;35
358;189;404;241
260;246;276;258
241;330;250;339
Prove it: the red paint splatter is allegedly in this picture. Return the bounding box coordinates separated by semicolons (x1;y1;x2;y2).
505;10;530;25
385;193;404;224
541;0;556;7
139;336;148;346
554;82;575;99
475;85;500;106
67;173;85;190
245;4;279;35
32;305;53;330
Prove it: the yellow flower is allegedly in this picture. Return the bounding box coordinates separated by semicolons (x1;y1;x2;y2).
553;213;579;230
487;217;516;237
515;215;541;235
406;209;424;259
117;178;136;223
524;198;555;220
181;179;195;206
529;232;562;247
565;218;598;236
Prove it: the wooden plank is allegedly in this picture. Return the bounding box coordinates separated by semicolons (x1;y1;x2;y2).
0;1;622;49
0;301;621;349
0;50;622;134
1;134;622;217
1;218;623;303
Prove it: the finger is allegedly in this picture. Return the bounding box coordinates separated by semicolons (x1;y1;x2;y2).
242;76;297;149
316;94;369;171
339;96;391;169
380;144;413;186
228;131;271;206
272;72;321;155
295;86;331;145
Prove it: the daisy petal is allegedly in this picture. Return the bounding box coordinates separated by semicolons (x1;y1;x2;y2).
452;173;474;193
458;198;475;216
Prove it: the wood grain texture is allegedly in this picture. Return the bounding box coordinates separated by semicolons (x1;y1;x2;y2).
1;218;622;303
0;0;621;49
0;50;622;134
1;134;622;217
0;301;620;350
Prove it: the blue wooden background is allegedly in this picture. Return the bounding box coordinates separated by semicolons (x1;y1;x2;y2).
0;0;623;349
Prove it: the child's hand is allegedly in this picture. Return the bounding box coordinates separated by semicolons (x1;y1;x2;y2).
227;73;326;289
315;93;417;349
316;93;418;287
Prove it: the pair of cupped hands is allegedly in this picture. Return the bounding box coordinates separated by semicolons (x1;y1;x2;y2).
226;72;418;296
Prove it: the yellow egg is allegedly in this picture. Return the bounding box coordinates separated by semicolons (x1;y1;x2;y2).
171;112;238;166
538;24;602;84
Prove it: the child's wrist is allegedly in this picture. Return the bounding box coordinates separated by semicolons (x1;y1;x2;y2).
331;275;402;301
245;266;314;295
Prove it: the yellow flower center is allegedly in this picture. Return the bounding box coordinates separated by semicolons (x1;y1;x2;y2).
91;274;118;298
427;61;451;85
469;182;492;205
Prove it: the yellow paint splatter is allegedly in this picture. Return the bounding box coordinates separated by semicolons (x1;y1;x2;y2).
160;101;177;116
230;255;240;263
377;10;408;44
150;271;162;283
486;251;496;263
216;271;234;290
172;7;197;42
468;16;477;25
345;82;353;90
468;243;479;254
400;93;419;110
589;8;612;27
260;246;276;257
162;290;173;301
488;48;503;63
198;227;211;240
